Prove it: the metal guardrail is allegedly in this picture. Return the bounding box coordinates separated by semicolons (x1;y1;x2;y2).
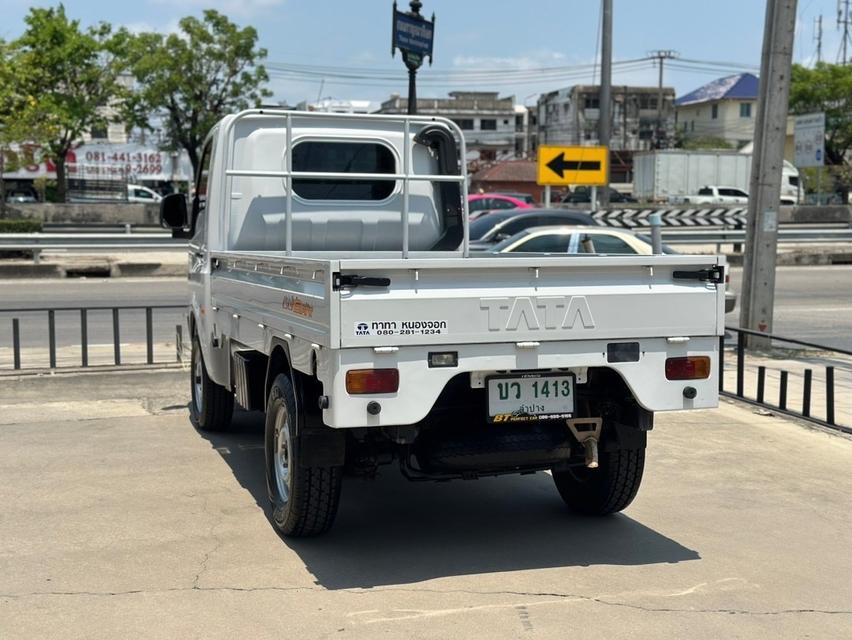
1;305;187;371
720;326;851;435
661;228;852;244
1;226;851;253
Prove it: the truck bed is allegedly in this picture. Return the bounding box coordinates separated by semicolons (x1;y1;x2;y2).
209;251;725;350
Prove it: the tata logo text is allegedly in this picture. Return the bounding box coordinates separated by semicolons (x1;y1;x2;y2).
480;296;595;331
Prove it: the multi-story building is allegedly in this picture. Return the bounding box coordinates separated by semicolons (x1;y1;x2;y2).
674;73;759;149
377;91;524;162
536;84;676;152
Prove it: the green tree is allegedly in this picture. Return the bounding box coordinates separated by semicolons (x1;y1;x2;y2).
790;63;852;199
9;6;129;202
127;10;271;176
675;134;734;151
0;40;30;216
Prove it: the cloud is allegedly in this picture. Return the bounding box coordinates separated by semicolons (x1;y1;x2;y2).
452;50;570;71
121;19;182;35
146;0;285;20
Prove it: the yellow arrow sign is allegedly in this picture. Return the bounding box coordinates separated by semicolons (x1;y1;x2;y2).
537;145;609;186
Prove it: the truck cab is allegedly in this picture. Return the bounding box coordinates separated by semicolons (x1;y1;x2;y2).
161;110;726;537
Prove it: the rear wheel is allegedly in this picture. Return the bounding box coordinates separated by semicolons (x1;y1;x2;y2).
265;374;342;537
190;336;234;432
552;447;645;516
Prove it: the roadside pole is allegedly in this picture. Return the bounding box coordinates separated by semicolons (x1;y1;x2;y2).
598;0;612;208
544;185;551;208
740;0;798;347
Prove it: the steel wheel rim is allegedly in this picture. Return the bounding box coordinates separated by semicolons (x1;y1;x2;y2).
273;405;291;503
193;348;203;412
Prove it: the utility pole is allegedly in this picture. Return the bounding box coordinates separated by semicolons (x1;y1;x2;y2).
838;0;852;64
648;50;678;148
740;0;798;345
815;14;823;64
598;0;613;207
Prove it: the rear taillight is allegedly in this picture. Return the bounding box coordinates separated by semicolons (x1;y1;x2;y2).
345;369;400;394
665;356;711;380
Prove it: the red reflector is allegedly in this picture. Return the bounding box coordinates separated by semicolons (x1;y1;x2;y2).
345;369;400;394
665;356;711;380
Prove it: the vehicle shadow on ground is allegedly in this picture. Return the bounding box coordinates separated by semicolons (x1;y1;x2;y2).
203;409;700;590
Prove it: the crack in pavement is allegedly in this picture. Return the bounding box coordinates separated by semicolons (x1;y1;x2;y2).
191;494;225;590
2;584;851;619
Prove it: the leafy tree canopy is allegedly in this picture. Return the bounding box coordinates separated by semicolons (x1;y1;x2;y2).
7;5;128;201
790;63;852;166
127;10;271;174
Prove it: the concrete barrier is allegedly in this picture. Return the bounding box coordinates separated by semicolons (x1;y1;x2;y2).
2;202;159;225
779;205;851;225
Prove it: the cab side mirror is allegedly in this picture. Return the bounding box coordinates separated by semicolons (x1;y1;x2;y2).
160;193;188;230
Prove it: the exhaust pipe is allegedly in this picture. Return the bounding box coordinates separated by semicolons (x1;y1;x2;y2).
566;418;603;469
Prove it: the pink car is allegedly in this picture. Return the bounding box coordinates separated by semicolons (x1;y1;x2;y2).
468;193;533;219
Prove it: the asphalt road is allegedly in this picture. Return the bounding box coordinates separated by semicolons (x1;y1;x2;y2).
727;265;852;351
2;371;852;639
0;266;850;362
0;278;187;368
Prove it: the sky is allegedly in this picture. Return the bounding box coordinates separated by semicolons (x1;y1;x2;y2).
1;0;847;107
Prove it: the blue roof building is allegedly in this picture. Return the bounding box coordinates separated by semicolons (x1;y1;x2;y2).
675;73;760;149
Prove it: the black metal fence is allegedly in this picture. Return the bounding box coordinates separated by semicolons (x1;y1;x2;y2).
1;305;187;371
720;326;851;435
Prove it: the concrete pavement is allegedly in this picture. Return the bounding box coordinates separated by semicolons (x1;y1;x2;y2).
1;370;852;639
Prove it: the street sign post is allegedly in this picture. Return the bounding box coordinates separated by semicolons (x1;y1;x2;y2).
536;145;609;187
794;112;825;168
391;1;435;115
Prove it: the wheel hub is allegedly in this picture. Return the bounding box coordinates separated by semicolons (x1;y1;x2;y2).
273;406;291;503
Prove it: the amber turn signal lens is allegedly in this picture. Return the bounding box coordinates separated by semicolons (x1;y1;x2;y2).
665;356;711;380
345;369;400;394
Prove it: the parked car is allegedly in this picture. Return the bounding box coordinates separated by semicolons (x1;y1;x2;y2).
468;193;532;218
127;184;163;203
4;192;37;203
491;225;737;312
562;186;637;204
468;208;598;250
492;191;535;205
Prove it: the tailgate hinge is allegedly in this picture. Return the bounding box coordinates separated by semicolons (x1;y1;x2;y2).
333;273;392;291
672;265;724;284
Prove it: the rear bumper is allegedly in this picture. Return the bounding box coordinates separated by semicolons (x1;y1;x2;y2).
318;336;719;428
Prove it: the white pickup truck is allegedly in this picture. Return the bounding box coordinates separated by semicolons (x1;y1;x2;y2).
674;185;750;205
160;110;725;537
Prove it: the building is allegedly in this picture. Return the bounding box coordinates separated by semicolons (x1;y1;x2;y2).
675;73;759;149
536;85;676;152
81;73;134;145
294;98;378;114
469;160;543;202
377;91;524;162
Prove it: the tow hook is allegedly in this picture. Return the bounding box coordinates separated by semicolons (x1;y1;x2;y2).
566;418;603;469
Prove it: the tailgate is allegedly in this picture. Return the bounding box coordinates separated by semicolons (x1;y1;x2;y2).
337;255;725;347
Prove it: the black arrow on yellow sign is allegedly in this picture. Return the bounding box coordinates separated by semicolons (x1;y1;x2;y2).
546;152;602;178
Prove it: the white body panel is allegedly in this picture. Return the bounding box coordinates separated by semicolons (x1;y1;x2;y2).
191;111;725;431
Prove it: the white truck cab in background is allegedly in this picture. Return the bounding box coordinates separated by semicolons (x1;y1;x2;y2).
160;110;726;537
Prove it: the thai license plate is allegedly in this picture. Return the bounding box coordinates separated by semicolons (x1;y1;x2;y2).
486;374;575;423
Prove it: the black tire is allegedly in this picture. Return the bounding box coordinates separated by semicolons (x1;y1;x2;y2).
190;336;234;432
265;374;342;537
552;447;645;516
